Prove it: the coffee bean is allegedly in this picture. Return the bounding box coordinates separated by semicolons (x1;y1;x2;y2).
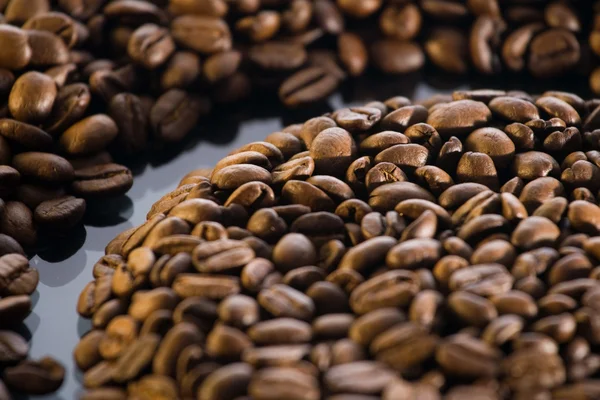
150;89;207;142
199;363;252;400
44;82;91;135
427;100;492;137
27;30;70;67
9;71;56;124
371;40;424;74
0;330;28;363
436;334;501;378
34;196;85;231
128;24;175;69
0;26;31;70
279;66;339;108
127;375;178;399
71;163;133;197
4;357;64;395
324;361;396;395
380;4;421;40
528;29;580;78
338;33;367;77
425;27;469;74
350;270;419;314
171;15;231;53
259;283;315;320
162;51;201;90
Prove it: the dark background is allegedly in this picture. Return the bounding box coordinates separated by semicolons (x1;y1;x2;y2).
23;72;594;399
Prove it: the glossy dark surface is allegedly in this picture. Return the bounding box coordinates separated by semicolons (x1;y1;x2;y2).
23;72;592;399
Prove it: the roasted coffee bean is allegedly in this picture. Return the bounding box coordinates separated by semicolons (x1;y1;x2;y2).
34;196;85;231
529;29;580;78
9;71;56;124
71;163;133;197
279;66;339;108
27;30;69;67
150;89;206;142
425;27;469;74
59;113;119;155
371;40;424;74
44;82;91;136
0;330;28;363
4;356;64;395
12;152;73;183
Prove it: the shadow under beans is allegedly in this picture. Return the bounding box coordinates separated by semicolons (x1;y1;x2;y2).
34;248;88;288
13;394;66;400
83;196;134;228
21;312;40;338
29;291;39;308
35;225;87;264
13;321;33;343
76;317;92;339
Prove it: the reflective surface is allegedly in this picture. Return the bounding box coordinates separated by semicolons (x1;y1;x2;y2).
23;72;592;399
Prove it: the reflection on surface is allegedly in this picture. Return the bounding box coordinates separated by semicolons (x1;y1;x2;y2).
21;74;598;399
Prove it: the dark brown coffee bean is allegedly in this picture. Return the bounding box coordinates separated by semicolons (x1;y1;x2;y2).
22;11;77;48
12;152;73;184
470;16;505;75
338;33;367;77
259;283;315;320
44;82;91;136
371;40;424;74
27;30;69;66
370;321;439;372
380;4;421;40
9;71;56;124
150;89;207;143
71;163;133;197
108;92;148;155
248;41;306;71
279;66;339;108
89;64;136;103
173;274;240;300
364;162;407;193
519;177;564;213
128;23;174;69
449;291;497;327
171;15;231;53
34;196;85;231
528;29;580;78
350;270;419;314
369;182;435;212
59;114;118;155
436;334;501;378
324;361;395;395
0;26;31;70
0;330;28;364
4;356;64;395
502;348;566;391
103;0;165;25
425;27;469;74
387;238;442;270
428;100;492;137
0;295;30;326
456;151;499;190
161;51;201;90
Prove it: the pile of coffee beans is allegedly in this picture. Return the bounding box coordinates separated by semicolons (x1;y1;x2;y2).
0;0;597;259
74;89;600;399
0;254;64;397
